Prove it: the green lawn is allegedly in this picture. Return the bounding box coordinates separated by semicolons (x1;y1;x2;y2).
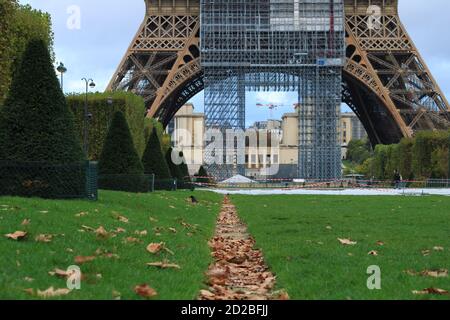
232;195;450;300
0;190;222;300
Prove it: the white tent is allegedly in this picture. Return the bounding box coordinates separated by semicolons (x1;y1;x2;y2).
220;175;255;184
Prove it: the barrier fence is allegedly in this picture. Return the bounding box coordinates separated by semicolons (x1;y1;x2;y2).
0;160;98;200
189;176;450;190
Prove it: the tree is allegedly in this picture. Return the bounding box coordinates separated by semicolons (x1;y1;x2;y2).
142;128;171;179
178;151;191;183
0;3;53;105
0;39;83;162
346;139;371;164
98;111;147;192
165;147;184;181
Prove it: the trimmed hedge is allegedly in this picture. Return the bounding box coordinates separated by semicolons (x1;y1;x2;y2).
363;131;450;180
67;92;146;161
142;128;172;180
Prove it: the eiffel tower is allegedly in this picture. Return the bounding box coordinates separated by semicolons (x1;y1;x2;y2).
107;0;450;147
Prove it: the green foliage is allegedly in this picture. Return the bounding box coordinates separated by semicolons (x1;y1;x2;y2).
98;111;147;193
67;91;146;160
0;2;53;105
165;147;184;181
397;138;414;180
0;39;83;162
346;139;372;164
142;128;172;179
364;131;450;181
412;131;449;179
143;118;171;153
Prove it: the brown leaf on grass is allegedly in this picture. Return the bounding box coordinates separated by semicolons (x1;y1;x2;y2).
23;288;34;295
21;219;31;226
5;231;27;241
124;237;142;244
149;216;158;223
168;227;177;234
75;212;88;217
368;250;378;256
338;238;357;246
169;205;176;209
95;226;109;238
147;242;163;254
376;241;385;246
74;256;96;264
422;250;431;256
406;269;448;278
412;288;449;295
117;215;129;223
134;284;157;298
433;246;444;251
24;277;34;282
35;234;53;243
81;225;95;232
134;230;148;236
48;268;72;278
37;287;71;298
147;261;181;269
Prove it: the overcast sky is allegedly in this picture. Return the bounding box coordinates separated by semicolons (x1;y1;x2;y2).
20;0;450;125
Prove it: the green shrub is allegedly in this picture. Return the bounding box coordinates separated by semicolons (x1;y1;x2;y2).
98;111;147;192
195;166;211;185
0;39;84;198
412;131;449;179
67;91;146;160
166;147;184;181
142;128;172;180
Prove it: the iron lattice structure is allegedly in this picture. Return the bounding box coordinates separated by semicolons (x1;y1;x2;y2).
201;0;344;180
107;0;450;179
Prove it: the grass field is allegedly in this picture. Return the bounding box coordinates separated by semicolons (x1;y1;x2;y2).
0;190;222;300
232;195;450;300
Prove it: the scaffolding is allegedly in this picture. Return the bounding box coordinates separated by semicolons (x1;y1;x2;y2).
201;0;345;180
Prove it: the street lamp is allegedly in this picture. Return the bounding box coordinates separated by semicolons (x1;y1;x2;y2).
81;78;96;157
56;62;67;92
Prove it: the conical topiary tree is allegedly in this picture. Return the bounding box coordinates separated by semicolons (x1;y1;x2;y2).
0;39;84;198
142;127;171;180
165;147;184;181
0;39;83;162
98;111;146;192
195;165;210;185
178;151;191;183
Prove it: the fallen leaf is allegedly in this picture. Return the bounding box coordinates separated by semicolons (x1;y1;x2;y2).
134;230;147;236
48;268;72;278
326;226;332;230
433;246;444;251
338;238;357;246
169;205;176;209
21;219;31;226
147;242;164;254
35;234;53;243
39;211;49;214
95;226;109;238
147;261;181;269
117;215;129;223
112;290;121;300
407;269;448;278
168;227;177;234
124;237;141;244
412;288;449;295
24;277;34;282
149;217;158;223
376;241;385;246
81;225;95;232
134;284;157;298
368;250;378;256
5;231;27;241
115;227;126;234
74;256;96;264
37;287;71;298
75;212;88;217
422;250;431;256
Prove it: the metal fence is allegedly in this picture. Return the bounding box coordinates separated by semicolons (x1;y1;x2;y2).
98;174;195;193
0;160;98;200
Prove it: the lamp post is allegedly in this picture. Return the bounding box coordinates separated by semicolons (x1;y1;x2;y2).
56;62;67;92
81;78;96;157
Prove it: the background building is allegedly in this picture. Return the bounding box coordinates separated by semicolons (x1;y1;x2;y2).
169;104;367;178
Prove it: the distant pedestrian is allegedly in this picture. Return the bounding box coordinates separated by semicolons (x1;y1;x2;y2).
393;171;401;189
